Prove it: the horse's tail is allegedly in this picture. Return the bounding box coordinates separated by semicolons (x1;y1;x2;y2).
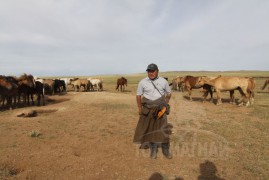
261;80;268;90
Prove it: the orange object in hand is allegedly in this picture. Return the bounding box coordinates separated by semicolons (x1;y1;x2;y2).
157;106;166;119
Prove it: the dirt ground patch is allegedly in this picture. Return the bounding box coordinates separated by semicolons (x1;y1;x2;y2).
0;88;268;179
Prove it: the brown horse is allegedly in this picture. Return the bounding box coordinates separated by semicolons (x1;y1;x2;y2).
261;79;269;91
180;75;213;102
246;77;255;104
43;79;55;95
197;76;250;106
70;79;89;92
116;77;127;92
0;76;18;109
0;76;13;90
17;74;36;106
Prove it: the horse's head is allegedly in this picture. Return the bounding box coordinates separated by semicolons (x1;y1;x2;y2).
18;74;36;88
196;77;207;86
28;74;36;88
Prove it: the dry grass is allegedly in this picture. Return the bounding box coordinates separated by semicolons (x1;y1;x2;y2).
0;71;268;179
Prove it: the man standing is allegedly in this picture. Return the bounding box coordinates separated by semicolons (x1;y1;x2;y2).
133;63;172;159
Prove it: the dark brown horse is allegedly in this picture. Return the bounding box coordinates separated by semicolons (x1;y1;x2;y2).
116;77;127;92
29;81;45;106
0;76;18;109
17;74;36;106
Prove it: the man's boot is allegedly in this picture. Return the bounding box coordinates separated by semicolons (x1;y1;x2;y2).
150;143;157;159
162;143;172;159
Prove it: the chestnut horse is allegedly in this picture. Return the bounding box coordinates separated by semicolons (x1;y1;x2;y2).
116;77;127;92
180;75;213;102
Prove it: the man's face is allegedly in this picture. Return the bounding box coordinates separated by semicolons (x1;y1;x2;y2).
147;70;158;80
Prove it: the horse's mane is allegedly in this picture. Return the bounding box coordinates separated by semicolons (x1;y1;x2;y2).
185;75;194;78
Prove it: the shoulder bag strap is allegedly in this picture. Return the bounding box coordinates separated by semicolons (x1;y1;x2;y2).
150;80;163;97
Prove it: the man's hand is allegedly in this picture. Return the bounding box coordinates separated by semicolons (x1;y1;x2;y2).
138;107;142;115
165;93;171;104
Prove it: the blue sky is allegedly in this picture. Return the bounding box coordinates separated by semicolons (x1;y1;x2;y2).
0;0;268;76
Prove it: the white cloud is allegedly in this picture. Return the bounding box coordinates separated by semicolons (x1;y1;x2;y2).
0;0;268;76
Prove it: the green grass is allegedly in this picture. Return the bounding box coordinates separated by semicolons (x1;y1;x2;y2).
29;130;41;137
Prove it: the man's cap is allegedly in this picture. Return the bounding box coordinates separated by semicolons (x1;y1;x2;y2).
146;63;159;71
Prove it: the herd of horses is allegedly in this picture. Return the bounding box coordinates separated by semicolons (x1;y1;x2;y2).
0;73;268;111
169;75;267;106
0;74;130;110
0;75;106;110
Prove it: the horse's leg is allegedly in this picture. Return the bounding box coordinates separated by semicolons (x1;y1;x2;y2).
250;90;255;104
1;95;5;108
238;87;249;106
26;93;30;106
216;90;222;105
40;87;45;106
13;95;17;109
26;93;29;106
23;94;26;106
202;90;208;103
188;88;192;101
31;93;34;106
7;96;12;110
37;93;40;106
17;93;21;105
237;88;244;106
229;90;235;104
242;88;250;106
83;85;86;91
185;85;191;101
209;88;213;103
41;93;45;106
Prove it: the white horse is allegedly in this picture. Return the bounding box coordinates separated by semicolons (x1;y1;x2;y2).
34;76;44;84
87;78;103;91
59;78;77;90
